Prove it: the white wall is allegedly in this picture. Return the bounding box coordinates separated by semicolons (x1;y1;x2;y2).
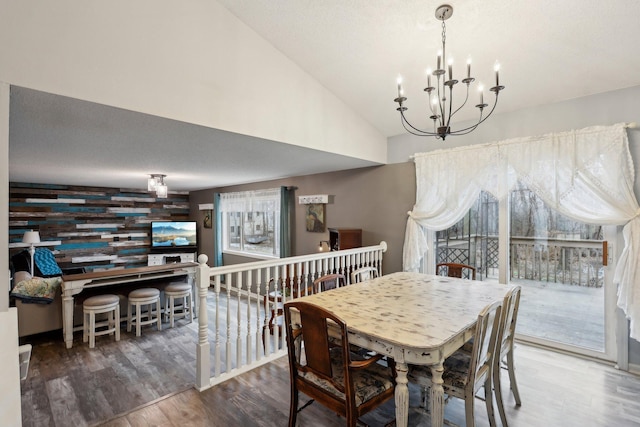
1;82;8;310
0;0;386;164
0;82;22;426
0;309;21;426
388;85;640;364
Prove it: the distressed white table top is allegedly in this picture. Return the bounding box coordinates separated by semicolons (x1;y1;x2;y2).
296;272;512;359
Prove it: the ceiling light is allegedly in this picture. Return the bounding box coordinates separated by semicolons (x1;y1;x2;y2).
148;174;168;199
394;4;505;140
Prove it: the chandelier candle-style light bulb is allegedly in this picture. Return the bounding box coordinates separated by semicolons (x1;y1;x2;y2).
393;4;505;140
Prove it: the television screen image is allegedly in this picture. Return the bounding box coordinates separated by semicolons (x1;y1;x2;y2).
151;221;197;248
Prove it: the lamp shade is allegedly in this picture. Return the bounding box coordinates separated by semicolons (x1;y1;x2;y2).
22;230;41;244
148;176;160;191
155;184;168;199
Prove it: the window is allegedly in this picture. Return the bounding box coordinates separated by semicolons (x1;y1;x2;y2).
219;188;281;258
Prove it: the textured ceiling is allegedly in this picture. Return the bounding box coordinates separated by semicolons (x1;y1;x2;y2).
217;0;640;137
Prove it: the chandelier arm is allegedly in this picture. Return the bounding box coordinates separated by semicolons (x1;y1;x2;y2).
400;108;438;136
449;121;483;136
449;111;486;136
448;84;470;122
445;85;455;130
449;94;501;135
401;117;437;137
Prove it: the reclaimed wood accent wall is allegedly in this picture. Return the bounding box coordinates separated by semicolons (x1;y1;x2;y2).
9;182;190;272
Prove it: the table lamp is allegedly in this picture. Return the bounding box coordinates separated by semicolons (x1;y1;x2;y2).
22;230;41;276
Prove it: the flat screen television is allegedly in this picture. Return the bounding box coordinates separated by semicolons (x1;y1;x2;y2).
151;221;197;252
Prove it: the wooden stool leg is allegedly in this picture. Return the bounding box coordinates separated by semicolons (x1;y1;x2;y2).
89;312;96;348
187;294;193;324
127;301;133;332
108;308;114;336
135;302;142;337
83;311;88;343
164;298;169;323
170;296;175;328
156;298;162;331
115;304;121;342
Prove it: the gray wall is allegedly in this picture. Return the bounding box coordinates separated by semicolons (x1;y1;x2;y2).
388;84;640;365
190;163;415;274
191;85;640;366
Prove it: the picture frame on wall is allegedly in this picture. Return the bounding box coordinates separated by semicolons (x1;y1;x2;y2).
203;209;212;229
306;203;325;232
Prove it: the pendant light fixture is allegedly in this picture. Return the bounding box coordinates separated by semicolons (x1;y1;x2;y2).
394;4;505;140
148;174;168;199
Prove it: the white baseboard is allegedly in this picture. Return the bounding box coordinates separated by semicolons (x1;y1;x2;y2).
629;362;640;376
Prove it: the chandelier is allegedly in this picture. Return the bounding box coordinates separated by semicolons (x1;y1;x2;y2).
394;4;505;140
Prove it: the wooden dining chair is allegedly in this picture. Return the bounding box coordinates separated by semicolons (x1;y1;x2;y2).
350;266;379;284
283;300;396;427
313;273;346;294
436;262;477;280
493;286;522;427
408;300;502;427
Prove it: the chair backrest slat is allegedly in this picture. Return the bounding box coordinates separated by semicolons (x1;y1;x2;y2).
499;286;522;355
436;262;476;280
468;300;502;389
313;273;346;293
350;267;379;284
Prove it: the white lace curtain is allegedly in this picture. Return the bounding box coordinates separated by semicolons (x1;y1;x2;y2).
218;187;280;213
402;123;640;339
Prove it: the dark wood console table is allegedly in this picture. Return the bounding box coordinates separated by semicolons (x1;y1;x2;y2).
61;262;198;348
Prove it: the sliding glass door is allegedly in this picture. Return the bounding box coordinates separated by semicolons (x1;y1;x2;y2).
433;182;617;360
507;181;616;359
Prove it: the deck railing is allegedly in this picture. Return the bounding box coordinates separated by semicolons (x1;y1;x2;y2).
437;235;604;287
510;237;604;287
193;241;387;390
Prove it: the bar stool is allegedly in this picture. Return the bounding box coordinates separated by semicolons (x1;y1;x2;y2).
164;282;193;328
127;287;162;336
83;294;120;348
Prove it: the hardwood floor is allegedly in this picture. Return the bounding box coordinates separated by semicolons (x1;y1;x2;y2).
22;340;640;427
19;286;640;427
20;324;199;427
97;343;640;427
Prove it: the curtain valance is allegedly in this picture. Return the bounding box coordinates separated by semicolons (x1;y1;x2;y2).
402;123;640;339
218;187;281;213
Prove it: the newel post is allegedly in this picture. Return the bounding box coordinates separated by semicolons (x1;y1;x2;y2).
195;254;211;390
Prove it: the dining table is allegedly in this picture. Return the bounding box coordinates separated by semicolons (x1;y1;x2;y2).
293;271;513;427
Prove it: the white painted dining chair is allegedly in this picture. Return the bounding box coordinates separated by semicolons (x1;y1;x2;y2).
493;286;523;427
408;300;503;427
350;266;379;284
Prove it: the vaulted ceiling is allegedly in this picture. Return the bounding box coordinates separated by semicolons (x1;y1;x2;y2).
9;0;640;191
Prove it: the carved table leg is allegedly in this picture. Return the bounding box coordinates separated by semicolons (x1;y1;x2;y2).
429;362;445;427
394;362;409;427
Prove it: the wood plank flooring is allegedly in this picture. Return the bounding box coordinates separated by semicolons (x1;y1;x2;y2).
19;286;640;426
98;343;640;427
